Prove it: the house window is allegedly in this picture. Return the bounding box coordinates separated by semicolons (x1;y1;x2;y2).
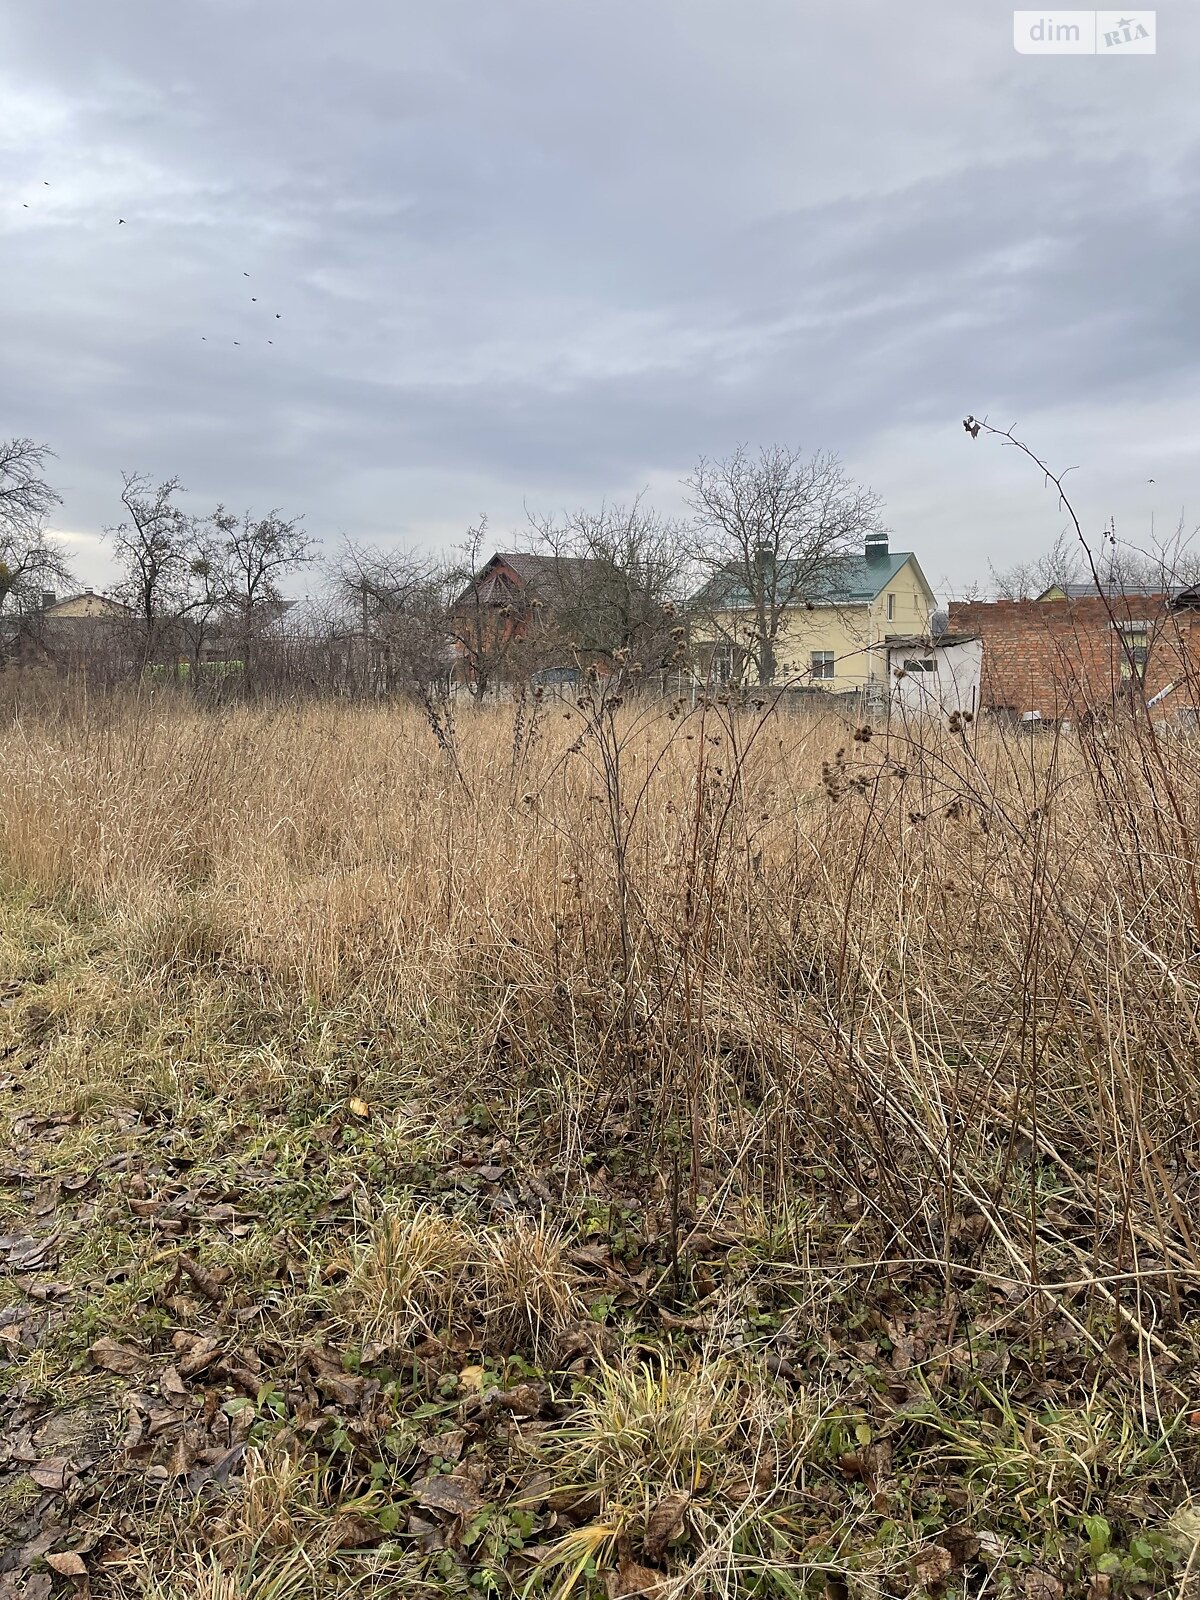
811;650;834;681
1115;623;1149;681
903;658;936;673
709;645;736;686
887;593;895;621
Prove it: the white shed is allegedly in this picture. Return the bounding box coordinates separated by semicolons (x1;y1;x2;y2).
887;634;982;719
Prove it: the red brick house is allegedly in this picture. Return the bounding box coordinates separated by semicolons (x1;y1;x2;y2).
449;552;608;695
948;589;1200;723
450;551;672;695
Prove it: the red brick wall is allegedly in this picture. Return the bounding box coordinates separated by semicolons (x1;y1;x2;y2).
947;597;1200;719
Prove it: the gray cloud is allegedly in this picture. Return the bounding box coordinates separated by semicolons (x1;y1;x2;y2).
2;0;1198;593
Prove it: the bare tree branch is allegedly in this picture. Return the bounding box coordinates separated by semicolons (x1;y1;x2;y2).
0;440;71;645
525;494;688;675
685;444;885;684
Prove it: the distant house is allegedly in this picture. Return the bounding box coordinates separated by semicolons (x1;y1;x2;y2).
689;533;936;694
1036;580;1177;601
42;589;130;622
461;552;603;612
1;588;131;672
450;551;612;693
948;590;1200;722
887;633;982;719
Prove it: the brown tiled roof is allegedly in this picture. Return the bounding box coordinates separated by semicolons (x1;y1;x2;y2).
495;552;604;596
463;551;607;609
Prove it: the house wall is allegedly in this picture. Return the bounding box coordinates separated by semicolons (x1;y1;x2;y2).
948;597;1200;718
709;557;935;689
48;594;127;620
771;603;869;685
889;638;982;717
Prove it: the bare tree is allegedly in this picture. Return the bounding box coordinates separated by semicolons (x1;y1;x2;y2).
0;440;71;662
0;438;62;546
526;495;689;674
444;517;551;701
173;530;227;681
213;508;313;690
1112;517;1200;593
332;540;452;697
685;445;885;685
991;521;1200;600
109;474;205;672
990;529;1083;600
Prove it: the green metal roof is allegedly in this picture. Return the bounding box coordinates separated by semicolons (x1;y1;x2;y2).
690;551;917;610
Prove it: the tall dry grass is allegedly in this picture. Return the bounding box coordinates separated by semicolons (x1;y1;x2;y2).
2;683;1198;1394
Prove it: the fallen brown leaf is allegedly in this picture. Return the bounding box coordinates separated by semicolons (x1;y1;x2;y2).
45;1552;88;1577
643;1490;689;1563
308;1352;364;1408
610;1557;664;1598
488;1381;550;1418
415;1473;484;1519
913;1544;954;1593
174;1333;222;1377
419;1429;466;1462
160;1364;187;1399
25;1282;73;1302
168;1430;205;1478
87;1337;145;1376
1023;1572;1063;1600
29;1456;73;1491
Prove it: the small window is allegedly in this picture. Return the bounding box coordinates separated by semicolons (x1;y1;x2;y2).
1115;623;1149;682
886;593;895;621
903;658;936;673
811;650;834;681
709;645;742;686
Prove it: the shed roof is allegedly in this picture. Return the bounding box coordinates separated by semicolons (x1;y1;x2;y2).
885;633;979;649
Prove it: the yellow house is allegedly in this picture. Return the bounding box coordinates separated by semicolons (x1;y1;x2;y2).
690;533;936;693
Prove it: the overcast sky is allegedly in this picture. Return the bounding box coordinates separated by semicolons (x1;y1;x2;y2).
3;1;1196;599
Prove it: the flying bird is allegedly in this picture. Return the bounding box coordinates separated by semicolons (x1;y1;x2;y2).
243;272;250;278
118;218;126;225
234;341;240;346
275;313;281;319
251;297;257;302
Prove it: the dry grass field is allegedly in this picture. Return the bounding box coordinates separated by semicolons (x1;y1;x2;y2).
1;684;1199;1598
